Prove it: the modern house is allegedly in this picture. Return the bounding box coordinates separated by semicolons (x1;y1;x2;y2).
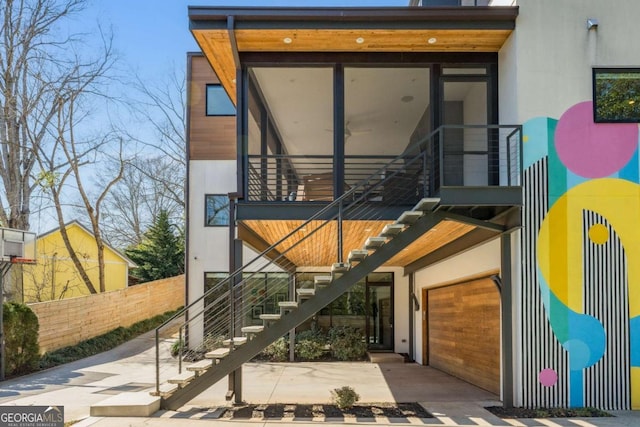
156;0;640;411
18;221;136;302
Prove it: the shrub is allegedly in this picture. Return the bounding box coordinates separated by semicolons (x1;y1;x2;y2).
295;330;325;361
3;302;40;376
328;326;367;361
261;337;289;361
331;386;360;409
170;338;183;357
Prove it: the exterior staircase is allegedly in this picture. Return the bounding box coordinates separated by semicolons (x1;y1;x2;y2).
143;124;522;411
157;199;444;410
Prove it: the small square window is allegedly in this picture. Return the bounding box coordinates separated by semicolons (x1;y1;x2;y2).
205;195;230;226
206;85;236;116
593;68;640;123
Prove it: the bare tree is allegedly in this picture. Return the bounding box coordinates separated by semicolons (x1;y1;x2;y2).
126;69;186;210
0;0;93;230
100;69;186;249
101;156;183;249
35;44;124;294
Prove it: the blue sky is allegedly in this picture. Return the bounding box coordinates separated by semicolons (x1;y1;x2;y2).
85;0;409;79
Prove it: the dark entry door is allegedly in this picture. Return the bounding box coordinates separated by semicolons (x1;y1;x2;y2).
366;282;393;350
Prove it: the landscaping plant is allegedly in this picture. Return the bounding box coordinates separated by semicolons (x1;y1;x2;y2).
295;329;325;360
3;302;40;376
328;326;367;360
331;386;360;410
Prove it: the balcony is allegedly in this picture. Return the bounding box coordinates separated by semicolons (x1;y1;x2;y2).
242;124;522;221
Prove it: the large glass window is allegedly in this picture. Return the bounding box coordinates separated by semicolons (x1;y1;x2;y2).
344;67;430;204
593;68;640;123
247;67;333;201
206;84;235;116
205;194;229;226
205;272;290;329
295;271;393;349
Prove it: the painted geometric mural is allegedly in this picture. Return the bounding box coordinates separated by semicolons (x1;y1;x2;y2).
522;101;640;410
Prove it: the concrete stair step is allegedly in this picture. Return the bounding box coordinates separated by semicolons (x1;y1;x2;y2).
205;348;230;359
364;236;386;250
241;325;264;335
414;197;440;212
396;210;423;225
278;301;298;312
149;383;178;398
186;359;212;373
380;223;405;238
331;262;350;273
260;313;281;323
347;249;369;263
167;371;195;386
367;352;406;363
222;337;247;347
91;392;160;417
296;288;315;299
314;275;332;287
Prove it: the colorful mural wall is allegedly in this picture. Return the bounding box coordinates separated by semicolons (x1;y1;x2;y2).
522;101;639;409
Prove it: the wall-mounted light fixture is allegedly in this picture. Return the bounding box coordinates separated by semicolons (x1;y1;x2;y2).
587;18;599;30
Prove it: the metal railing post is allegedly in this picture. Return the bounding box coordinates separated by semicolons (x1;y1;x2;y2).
155;328;160;394
422;150;428;198
178;326;183;374
337;200;344;263
439;131;445;192
506;131;512;187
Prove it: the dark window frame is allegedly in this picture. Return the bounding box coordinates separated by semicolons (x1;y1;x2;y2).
205;194;230;227
593;68;640;123
206;84;236;116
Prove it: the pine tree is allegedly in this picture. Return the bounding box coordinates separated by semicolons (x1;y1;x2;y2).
125;210;185;283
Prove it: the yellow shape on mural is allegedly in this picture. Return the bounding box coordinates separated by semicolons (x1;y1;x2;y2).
538;178;640;409
538;178;640;316
588;223;609;245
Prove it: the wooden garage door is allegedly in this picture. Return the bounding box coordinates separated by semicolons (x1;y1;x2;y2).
427;277;500;395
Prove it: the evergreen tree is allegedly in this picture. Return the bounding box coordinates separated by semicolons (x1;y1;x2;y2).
125;210;184;282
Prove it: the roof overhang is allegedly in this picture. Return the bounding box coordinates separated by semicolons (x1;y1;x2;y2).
189;6;519;104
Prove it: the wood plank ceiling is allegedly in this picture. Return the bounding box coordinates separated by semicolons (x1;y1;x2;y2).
190;2;518;105
193;27;513;105
240;219;475;268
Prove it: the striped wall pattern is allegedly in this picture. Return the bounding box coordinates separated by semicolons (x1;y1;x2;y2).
520;157;569;408
582;210;630;410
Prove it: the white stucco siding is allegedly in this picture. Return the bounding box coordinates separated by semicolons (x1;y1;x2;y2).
187;160;237;307
391;267;410;354
412;238;501;365
508;0;640;123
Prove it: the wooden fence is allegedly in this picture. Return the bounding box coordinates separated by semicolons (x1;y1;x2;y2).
28;275;185;353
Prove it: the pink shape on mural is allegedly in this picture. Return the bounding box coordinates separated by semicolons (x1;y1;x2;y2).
554;101;638;178
539;368;558;387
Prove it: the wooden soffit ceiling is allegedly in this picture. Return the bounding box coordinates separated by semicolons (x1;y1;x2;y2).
189;6;518;105
240;219;476;269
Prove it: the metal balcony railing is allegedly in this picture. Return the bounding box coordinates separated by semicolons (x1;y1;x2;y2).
246;124;522;203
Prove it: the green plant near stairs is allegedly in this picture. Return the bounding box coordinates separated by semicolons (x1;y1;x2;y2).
152;125;522;410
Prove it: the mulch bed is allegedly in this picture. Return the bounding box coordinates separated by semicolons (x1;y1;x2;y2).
485;406;613;418
221;402;432;419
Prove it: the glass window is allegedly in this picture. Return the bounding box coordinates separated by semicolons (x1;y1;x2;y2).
204;272;230;338
593;68;640;123
205;194;229;226
206;84;236;116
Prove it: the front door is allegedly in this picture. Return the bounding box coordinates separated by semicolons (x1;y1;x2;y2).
366;280;393;351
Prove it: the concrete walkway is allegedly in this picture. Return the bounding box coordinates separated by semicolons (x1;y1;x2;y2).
0;330;638;427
